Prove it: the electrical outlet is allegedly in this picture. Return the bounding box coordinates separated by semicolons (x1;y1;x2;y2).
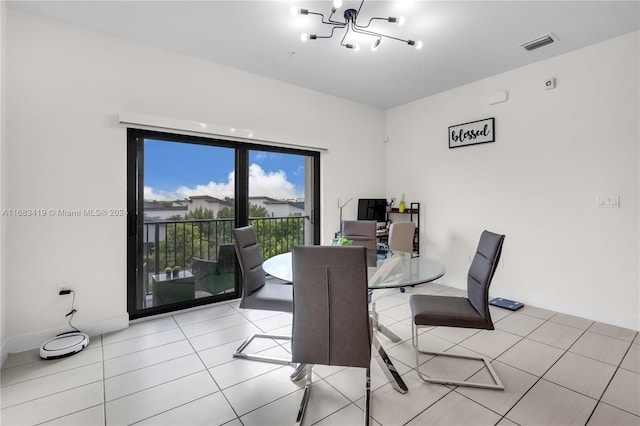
544;77;556;90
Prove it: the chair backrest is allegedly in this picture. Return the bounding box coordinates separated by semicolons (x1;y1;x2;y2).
232;226;266;304
217;243;236;273
192;257;218;280
192;256;235;295
467;230;505;327
388;222;416;253
341;220;377;251
291;245;371;368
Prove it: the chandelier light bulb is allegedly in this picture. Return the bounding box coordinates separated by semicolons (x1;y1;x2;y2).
301;33;309;42
333;0;343;8
398;16;406;26
290;5;298;15
415;40;423;49
354;43;361;51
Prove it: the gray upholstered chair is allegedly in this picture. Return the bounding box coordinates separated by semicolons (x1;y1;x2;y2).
388;221;416;254
341;220;377;266
341;220;377;251
232;226;293;364
410;230;505;390
387;221;417;293
291;245;372;425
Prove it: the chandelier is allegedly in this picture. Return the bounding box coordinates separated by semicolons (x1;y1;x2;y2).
291;0;423;51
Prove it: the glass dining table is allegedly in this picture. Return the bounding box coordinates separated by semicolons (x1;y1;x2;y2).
262;250;446;394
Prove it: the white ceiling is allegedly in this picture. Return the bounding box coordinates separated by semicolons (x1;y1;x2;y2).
8;1;640;109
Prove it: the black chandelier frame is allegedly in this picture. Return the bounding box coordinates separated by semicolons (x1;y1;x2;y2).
295;0;422;51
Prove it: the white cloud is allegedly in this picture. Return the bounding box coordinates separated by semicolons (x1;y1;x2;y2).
247;163;298;199
144;186;177;201
144;164;300;201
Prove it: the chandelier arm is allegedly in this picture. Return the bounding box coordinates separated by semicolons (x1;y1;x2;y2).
358;16;389;29
315;25;344;40
307;10;344;26
326;8;344;25
339;22;351;47
350;25;410;44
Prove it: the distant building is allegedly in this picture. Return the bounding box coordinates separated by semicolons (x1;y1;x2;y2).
143;200;188;219
186;196;232;217
250;196;305;217
144;196;305;221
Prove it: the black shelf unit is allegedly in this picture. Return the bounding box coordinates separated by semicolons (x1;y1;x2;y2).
384;202;420;256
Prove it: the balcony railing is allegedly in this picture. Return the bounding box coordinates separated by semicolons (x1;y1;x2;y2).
143;216;307;275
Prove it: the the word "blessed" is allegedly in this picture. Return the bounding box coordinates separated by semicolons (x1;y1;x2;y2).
450;124;491;143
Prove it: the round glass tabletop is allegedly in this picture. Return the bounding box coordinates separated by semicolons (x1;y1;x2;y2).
262;251;445;289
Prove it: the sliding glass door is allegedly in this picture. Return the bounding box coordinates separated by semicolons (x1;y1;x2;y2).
127;129;320;319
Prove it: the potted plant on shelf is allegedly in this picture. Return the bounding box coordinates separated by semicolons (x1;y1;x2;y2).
172;265;181;278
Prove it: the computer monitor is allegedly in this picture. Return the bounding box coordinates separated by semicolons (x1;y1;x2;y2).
357;198;387;223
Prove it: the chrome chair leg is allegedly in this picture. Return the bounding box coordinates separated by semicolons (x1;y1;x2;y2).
233;333;292;364
413;324;504;390
364;366;371;426
295;364;313;425
290;363;308;381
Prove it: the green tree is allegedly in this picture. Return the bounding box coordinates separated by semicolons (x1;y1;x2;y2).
252;213;304;259
187;207;214;219
217;203;269;219
157;222;201;270
217;206;233;219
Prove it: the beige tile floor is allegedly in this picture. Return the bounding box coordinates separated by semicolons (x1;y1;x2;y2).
1;283;638;426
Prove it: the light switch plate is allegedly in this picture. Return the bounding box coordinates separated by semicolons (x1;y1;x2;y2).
597;195;620;208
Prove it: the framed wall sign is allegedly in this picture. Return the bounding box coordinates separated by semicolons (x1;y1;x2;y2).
449;117;495;149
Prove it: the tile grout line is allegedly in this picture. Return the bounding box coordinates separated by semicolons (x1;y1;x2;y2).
583;337;638;423
178;303;247;424
501;320;592;423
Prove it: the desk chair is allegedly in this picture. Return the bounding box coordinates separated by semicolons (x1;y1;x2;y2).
410;230;505;390
388;221;416;254
232;226;293;365
387;221;416;293
291;245;372;425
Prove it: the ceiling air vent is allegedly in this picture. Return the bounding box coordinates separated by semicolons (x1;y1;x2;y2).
521;33;556;51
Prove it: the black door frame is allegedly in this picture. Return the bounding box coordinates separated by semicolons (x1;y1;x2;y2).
127;128;320;319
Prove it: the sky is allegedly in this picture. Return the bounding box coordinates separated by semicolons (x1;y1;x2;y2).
143;139;306;201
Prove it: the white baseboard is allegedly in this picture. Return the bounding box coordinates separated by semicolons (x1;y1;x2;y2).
435;278;639;332
1;314;129;363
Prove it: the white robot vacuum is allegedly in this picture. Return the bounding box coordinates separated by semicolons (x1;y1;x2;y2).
40;332;89;360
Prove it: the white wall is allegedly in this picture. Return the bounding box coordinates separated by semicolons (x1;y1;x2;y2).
386;31;639;330
1;1;8;364
4;10;385;352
